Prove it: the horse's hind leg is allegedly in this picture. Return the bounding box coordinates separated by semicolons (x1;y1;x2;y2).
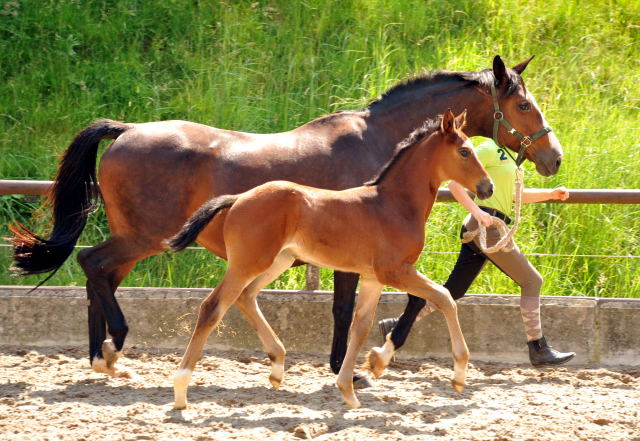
234;252;295;389
335;277;383;409
174;269;252;409
77;237;155;376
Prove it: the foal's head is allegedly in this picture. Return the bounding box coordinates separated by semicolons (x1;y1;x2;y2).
436;109;493;200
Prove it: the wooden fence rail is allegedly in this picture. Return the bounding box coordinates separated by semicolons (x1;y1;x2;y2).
3;180;639;290
2;180;640;203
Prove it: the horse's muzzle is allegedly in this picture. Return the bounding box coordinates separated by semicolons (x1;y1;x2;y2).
475;178;494;200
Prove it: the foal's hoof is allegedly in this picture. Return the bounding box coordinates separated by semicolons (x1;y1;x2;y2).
451;379;465;393
337;382;361;409
269;374;282;390
353;372;372;389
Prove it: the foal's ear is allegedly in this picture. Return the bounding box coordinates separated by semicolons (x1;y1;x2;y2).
512;55;535;75
441;108;455;134
492;55;508;86
454;109;467;130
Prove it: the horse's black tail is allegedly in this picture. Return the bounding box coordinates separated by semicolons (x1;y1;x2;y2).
9;119;132;277
166;195;239;252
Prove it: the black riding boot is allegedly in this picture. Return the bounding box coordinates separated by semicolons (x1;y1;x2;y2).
378;318;399;345
527;336;575;367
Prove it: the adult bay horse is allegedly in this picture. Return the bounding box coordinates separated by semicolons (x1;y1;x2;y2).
10;55;562;383
167;110;492;409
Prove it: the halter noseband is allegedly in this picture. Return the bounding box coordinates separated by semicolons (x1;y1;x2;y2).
490;83;552;166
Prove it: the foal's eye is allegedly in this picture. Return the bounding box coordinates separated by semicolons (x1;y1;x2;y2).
518;101;532;112
459;148;471;158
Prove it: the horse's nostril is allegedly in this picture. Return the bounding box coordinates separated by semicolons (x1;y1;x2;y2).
556;157;562;170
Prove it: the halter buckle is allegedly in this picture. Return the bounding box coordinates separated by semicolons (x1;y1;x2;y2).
520;136;532;147
493;111;503;120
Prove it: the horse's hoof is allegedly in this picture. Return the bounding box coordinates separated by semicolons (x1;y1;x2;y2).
451;379;465;393
102;339;122;369
363;347;386;379
91;358;132;378
353;372;372;389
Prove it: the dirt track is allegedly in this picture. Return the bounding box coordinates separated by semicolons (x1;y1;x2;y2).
1;345;639;441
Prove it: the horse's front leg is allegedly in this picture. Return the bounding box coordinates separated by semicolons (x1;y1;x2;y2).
366;293;426;378
331;271;371;388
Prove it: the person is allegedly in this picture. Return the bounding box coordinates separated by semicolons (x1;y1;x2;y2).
378;138;575;367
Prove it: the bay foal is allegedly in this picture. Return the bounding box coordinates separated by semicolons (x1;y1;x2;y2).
167;110;493;409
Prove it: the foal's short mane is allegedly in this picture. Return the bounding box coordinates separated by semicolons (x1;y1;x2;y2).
366;68;521;112
365;118;441;186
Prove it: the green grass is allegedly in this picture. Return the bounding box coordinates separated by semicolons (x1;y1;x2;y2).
1;0;639;297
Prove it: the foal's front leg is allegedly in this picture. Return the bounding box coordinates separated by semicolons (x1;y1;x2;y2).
335;278;383;409
372;266;469;392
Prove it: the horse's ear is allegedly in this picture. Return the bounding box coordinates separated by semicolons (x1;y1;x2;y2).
454;109;467;130
492;55;508;86
441;108;455;134
512;55;535;75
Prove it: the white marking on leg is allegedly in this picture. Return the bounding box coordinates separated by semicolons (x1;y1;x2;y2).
379;337;396;364
174;368;192;409
269;362;284;389
91;358;108;374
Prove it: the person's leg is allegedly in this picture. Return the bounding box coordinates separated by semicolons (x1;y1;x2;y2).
480;227;575;367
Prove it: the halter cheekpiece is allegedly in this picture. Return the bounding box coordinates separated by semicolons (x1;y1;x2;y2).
490;82;552;166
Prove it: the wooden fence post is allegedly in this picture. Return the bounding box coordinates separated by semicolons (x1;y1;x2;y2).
305;264;320;291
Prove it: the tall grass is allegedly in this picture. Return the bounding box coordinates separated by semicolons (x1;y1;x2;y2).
1;0;638;297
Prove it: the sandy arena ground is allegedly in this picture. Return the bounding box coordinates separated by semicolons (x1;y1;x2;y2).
0;345;639;441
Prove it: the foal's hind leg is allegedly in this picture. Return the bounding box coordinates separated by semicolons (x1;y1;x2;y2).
174;269;252;409
234;252;295;389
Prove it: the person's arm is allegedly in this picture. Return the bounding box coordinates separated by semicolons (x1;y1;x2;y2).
448;181;494;226
522;187;570;203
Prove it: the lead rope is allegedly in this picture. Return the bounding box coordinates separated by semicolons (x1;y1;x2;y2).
461;166;524;254
417;166;524;320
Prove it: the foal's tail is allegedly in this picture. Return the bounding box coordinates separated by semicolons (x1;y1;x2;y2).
166;195;239;252
9;119;132;277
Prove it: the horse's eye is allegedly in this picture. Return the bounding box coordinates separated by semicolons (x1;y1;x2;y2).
459;148;471;158
519;101;532;112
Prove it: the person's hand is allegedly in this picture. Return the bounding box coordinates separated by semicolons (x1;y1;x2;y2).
552;186;569;201
473;209;494;227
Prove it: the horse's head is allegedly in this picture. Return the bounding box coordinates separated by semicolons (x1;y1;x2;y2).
438;109;493;200
490;55;563;177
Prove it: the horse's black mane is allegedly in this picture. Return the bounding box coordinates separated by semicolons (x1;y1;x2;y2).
365;117;441;186
366;68;521;111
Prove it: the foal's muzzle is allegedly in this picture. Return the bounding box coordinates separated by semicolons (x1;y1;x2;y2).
475;178;494;200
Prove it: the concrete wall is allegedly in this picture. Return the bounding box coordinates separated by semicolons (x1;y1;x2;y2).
1;286;639;366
